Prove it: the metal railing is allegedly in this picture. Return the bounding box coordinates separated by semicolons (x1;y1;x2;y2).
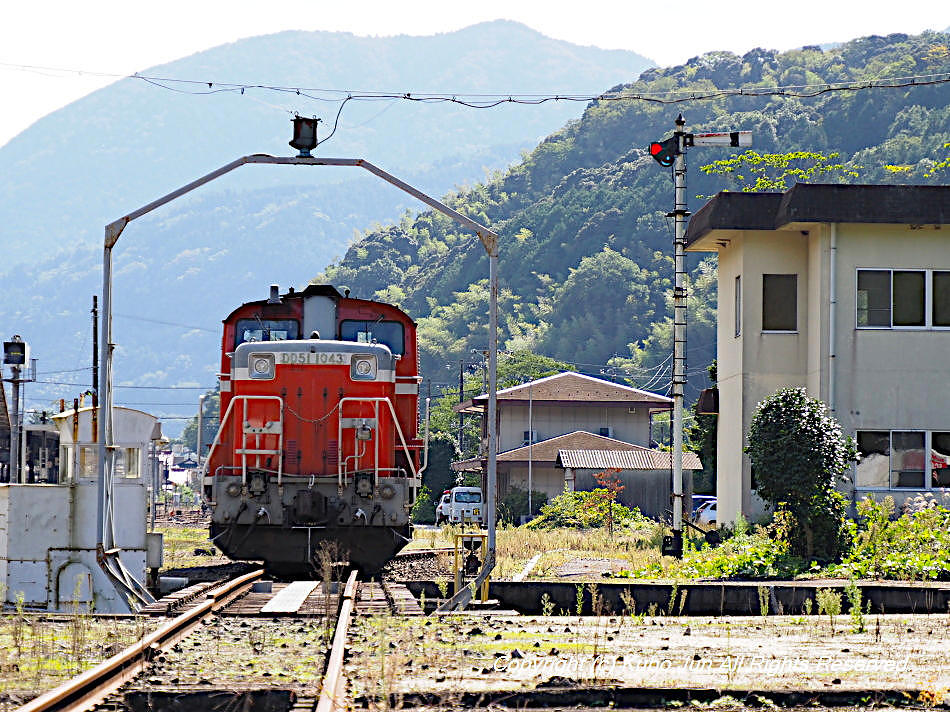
201;395;284;486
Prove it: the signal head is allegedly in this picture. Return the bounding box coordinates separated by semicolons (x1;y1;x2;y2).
649;136;679;167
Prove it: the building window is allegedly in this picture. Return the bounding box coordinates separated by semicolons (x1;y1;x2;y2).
932;432;950;487
856;430;949;489
934;272;950;326
79;446;98;478
762;274;797;332
891;431;925;488
857;269;950;328
734;275;741;337
115;448;141;478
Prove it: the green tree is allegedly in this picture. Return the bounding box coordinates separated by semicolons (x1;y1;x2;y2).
700;150;859;192
180;388;219;453
745;387;856;560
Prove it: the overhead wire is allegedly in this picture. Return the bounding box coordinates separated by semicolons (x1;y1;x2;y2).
3;60;949;110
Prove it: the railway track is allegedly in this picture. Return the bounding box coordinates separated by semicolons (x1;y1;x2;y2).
19;570;263;712
18;569;419;712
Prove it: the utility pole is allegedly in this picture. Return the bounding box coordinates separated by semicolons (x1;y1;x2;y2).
197;393;207;469
670;115;688;559
3;336;33;484
649;115;751;558
458;359;465;451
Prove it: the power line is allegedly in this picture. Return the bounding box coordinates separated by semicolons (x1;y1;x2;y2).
34;380;213;390
114;313;217;333
3;60;948;107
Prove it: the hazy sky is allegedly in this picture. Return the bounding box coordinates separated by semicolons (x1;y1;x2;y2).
1;0;947;147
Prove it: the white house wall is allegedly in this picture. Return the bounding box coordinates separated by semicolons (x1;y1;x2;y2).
504;464;563;501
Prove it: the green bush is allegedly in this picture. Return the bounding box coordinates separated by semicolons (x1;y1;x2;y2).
828;496;950;580
638;512;807;579
746;387;856;561
410;485;435;524
525;488;645;530
497;487;548;525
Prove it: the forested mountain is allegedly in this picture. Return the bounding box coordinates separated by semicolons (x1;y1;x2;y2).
319;31;950;400
0;22;652;429
0;20;650;267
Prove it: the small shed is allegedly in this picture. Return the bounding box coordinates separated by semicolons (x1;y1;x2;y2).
556;448;702;520
0;407;160;612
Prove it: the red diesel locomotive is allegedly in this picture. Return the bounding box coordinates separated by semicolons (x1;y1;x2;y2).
202;284;424;575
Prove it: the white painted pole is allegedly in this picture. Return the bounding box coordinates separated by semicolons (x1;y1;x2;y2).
671;114;687;555
527;382;533;519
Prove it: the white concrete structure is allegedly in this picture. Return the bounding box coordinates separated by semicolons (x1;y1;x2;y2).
686;184;950;524
0;406;159;612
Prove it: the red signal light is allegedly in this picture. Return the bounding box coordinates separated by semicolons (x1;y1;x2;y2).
649;136;678;167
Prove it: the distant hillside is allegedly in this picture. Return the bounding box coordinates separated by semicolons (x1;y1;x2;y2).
318;31;950;398
0;21;653;430
0;20;651;266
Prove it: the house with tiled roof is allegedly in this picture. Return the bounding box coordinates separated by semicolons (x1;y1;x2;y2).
452;372;697;518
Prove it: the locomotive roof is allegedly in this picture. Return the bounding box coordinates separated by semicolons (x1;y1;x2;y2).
232;284;343;312
223;284;417;326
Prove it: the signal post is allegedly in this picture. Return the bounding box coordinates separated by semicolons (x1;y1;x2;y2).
649;116;751;557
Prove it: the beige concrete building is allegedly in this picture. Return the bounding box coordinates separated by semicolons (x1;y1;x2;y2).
686;184;950;524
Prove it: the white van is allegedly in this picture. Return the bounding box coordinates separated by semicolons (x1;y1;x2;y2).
447;486;483;526
435;490;451;525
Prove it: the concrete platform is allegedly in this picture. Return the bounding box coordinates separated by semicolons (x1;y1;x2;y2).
405;578;950;615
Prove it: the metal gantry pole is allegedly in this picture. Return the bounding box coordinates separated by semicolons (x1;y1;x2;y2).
485;248;499;566
97;245;113;550
671;114;688;555
96;150;500;607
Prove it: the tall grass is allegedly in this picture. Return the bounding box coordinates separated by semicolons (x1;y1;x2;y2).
410;522;665;579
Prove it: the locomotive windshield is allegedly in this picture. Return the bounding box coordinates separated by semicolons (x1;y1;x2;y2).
339;319;405;355
235;319;300;348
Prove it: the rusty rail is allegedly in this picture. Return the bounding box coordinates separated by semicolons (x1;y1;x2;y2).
316;569;359;712
19;569;263;712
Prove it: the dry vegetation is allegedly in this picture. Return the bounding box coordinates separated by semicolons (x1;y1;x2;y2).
154;523;229;571
344;610;950;708
0;611;154;708
407;524;665;580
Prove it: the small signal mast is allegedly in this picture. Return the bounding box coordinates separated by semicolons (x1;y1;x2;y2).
649;115;751;558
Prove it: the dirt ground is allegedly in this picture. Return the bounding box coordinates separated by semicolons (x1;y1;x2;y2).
132;616;332;694
343;612;950;705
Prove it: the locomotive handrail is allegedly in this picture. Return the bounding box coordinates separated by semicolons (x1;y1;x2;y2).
240;395;284;486
201;395;284;487
337;397;419;501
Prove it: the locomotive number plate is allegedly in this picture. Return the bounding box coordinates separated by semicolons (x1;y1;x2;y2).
278;352;348;365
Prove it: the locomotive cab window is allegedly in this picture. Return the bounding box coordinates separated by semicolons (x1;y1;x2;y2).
340;320;405;355
234;319;300;348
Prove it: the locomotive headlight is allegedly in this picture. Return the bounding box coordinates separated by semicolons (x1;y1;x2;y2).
350;354;377;380
249;353;275;380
